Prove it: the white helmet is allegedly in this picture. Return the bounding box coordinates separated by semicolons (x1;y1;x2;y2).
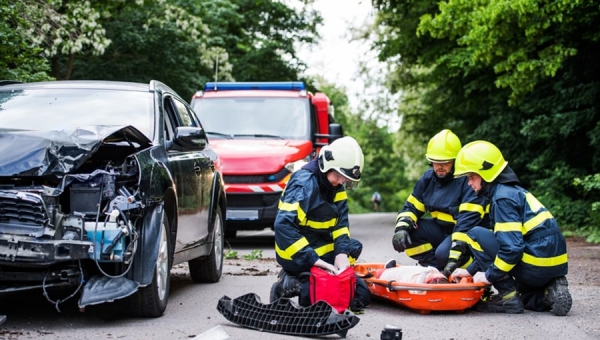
318;136;364;189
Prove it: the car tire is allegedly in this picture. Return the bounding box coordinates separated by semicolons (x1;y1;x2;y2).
129;212;171;317
189;208;224;283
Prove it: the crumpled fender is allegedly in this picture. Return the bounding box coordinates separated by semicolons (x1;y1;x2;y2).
129;203;164;286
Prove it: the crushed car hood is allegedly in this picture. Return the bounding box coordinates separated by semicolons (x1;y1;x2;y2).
0;125;151;176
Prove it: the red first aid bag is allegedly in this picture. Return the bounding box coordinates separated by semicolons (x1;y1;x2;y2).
309;266;356;313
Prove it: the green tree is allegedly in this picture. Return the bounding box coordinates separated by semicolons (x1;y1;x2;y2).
369;0;600;235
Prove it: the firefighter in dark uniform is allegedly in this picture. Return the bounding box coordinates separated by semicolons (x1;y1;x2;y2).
270;136;371;311
451;140;572;315
392;129;488;274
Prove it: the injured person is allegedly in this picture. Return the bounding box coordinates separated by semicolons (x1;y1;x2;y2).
379;265;450;284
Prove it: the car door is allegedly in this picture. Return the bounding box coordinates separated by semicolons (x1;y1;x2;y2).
163;96;210;253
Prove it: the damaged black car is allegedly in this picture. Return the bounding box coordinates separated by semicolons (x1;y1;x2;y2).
0;80;226;317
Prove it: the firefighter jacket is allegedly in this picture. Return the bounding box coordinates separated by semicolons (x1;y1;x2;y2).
483;178;568;283
274;159;352;274
396;168;488;242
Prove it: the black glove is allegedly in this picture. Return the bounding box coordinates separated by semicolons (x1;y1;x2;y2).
442;240;469;277
392;219;415;252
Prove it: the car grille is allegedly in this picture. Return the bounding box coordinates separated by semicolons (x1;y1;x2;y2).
0;190;48;226
224;168;291;184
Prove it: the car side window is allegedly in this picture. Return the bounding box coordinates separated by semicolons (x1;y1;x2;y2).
172;98;198;128
163;97;178;142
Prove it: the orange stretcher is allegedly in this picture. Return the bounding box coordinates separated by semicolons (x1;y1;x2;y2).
354;263;488;314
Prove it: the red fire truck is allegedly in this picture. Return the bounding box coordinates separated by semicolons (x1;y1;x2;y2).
191;82;342;238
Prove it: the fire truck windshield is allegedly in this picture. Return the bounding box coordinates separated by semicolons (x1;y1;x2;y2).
192;97;311;140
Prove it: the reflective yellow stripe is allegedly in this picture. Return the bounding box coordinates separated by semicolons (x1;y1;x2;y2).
494;222;521;233
449;249;462;260
397;212;417;224
297;206;307;224
334;191;347;202
278;201;298;211
460;257;473;268
431;211;456;224
522;252;568;267
465;238;483;252
523;211;554;233
348;256;356;265
407;195;426;213
332;227;350;239
452;232;469;242
452;232;483;252
406;243;433;257
459;202;486;218
302;217;338;229
275;237;310;260
524;192;545;213
314;243;334;257
493;257;515;272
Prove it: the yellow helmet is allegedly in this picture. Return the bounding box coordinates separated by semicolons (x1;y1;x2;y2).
454;141;508;182
426;129;462;163
319;136;364;182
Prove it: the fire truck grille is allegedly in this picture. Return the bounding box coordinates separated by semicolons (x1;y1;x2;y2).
224;168;291;184
226;193;281;208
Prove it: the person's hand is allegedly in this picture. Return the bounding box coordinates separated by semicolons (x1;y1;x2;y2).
473;271;491;284
450;268;471;282
334;253;350;271
392;219;414;252
314;259;338;274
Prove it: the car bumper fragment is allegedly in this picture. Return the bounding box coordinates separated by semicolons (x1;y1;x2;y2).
0;236;91;265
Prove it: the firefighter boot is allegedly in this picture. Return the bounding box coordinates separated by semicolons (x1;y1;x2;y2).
475;276;524;314
544;276;572;316
269;270;302;303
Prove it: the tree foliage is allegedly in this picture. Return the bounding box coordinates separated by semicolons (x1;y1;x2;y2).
370;0;600;235
2;0;321;101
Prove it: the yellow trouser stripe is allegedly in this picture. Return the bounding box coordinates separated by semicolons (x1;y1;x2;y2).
275;237;310;260
406;243;433;257
522;252;568;267
452;232;483;252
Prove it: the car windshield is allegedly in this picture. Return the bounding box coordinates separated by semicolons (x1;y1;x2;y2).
0;88;154;138
192;97;311;140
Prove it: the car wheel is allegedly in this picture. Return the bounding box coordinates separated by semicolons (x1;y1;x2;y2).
189;208;224;283
129;212;171;317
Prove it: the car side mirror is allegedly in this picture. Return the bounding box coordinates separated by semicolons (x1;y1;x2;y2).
170;126;207;151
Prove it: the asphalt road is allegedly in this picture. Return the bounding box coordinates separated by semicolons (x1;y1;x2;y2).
0;213;598;340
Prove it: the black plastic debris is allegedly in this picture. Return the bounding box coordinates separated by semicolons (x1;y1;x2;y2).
380;325;402;340
217;293;359;338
